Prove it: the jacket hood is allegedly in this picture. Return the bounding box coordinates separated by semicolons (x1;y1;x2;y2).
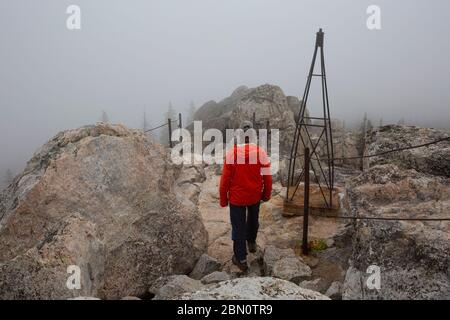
225;143;261;164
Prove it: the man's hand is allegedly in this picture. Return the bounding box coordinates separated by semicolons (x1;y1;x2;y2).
220;199;229;207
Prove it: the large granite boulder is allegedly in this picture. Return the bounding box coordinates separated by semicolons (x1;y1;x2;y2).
342;164;450;299
0;123;208;299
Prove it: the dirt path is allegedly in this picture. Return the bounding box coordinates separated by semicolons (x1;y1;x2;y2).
197;165;352;286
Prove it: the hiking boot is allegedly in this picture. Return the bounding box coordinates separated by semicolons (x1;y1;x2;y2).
232;255;248;272
247;241;257;253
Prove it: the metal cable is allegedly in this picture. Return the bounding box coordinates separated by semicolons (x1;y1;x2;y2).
332;137;450;161
145;119;179;133
277;138;449;162
309;212;450;222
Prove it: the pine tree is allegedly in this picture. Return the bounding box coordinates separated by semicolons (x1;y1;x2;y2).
356;113;369;170
186;101;196;126
3;169;14;187
367;119;373;133
165;102;177;122
142;107;151;132
360;113;368;135
100;110;109;123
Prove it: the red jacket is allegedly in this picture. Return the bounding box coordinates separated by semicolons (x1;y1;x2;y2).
219;143;272;207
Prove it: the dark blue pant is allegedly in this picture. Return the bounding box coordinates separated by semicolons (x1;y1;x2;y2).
229;203;260;261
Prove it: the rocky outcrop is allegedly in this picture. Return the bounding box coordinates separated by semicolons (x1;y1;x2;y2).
181;277;329;300
186;84;348;185
188;84;307;158
366;125;450;177
0;123;208;299
343;164;450;299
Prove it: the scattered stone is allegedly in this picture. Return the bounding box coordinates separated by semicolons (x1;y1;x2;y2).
263;245;295;274
151;275;204;300
263;245;311;284
325;281;342;300
299;278;329;294
201;271;231;285
189;254;222;280
182;277;329;300
271;257;312;284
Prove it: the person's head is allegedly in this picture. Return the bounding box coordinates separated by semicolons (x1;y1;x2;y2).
239;120;253;144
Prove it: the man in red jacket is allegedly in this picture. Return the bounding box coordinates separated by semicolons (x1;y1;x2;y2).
219;121;272;271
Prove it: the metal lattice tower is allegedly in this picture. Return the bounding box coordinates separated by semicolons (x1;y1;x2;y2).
286;28;335;209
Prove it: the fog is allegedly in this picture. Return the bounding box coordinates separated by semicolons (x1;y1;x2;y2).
1;0;450;179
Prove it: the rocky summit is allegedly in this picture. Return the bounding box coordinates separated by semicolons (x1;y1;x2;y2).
0;86;449;301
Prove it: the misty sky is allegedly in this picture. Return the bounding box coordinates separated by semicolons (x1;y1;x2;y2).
1;0;450;175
